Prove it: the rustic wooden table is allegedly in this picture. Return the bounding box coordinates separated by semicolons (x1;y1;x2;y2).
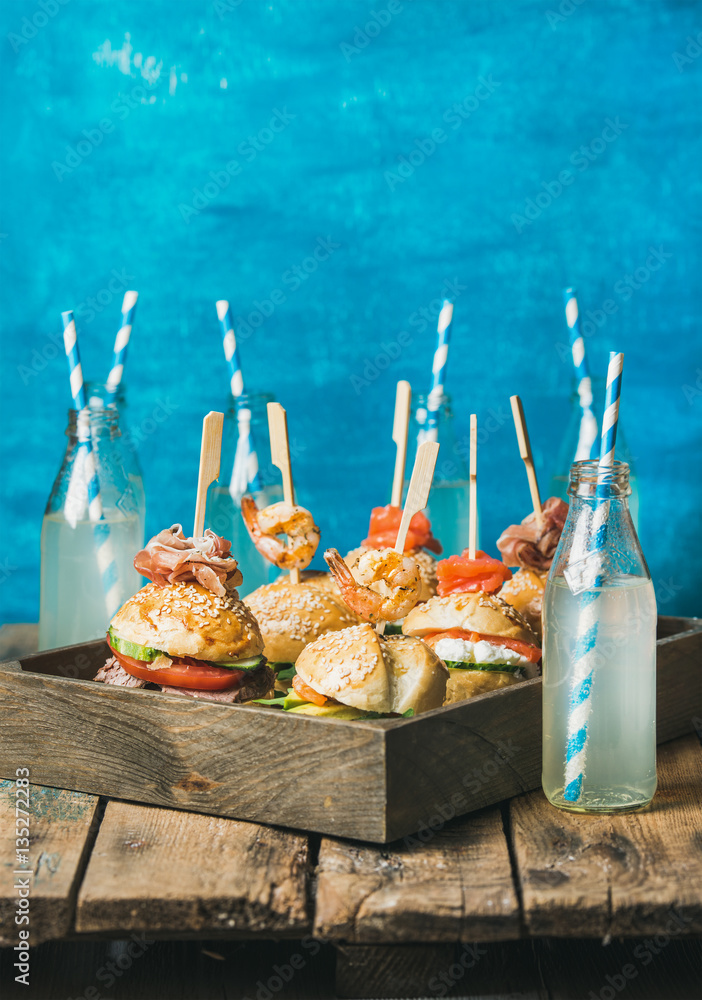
1;626;700;999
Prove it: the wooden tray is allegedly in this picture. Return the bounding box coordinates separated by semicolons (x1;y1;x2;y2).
0;616;699;843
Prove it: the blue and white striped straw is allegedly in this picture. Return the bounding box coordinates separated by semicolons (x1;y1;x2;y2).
62;310;121;617
106;290;138;396
563;288;598;461
423;299;453;443
216;300;262;496
563;351;624;803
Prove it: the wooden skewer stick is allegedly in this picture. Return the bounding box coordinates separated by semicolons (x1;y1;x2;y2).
510;394;544;530
193;411;224;537
390;380;412;508
468;414;478;560
267;402;301;585
376;440;440;636
395;440;440;555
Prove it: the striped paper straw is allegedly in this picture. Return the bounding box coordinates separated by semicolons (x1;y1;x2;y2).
563;351;624;803
423;299;453;443
215;300;262;496
62;311;121;617
563;288;598;461
106;290;138;395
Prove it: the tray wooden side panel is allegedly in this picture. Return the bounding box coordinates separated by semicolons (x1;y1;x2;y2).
385;679;541;843
1;619;699;844
0;667;388;842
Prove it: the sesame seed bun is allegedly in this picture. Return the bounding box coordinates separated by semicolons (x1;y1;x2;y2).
299;570;341;596
499;568;546;639
109;582;264;662
345;546;437;602
402;592;538;646
243;579;361;663
444;667;520;704
295;622;449;715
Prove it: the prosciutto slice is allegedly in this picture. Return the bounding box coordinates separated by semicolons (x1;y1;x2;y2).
134;525;243;596
496;497;569;572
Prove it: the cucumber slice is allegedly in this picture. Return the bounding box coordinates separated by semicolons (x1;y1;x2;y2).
208;655;264;671
108;628;161;662
444;660;522;674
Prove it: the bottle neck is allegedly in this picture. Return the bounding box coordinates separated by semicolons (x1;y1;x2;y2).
66;408;122;442
567;459;631;502
226;392;274;420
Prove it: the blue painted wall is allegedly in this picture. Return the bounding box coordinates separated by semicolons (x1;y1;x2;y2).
1;0;701;622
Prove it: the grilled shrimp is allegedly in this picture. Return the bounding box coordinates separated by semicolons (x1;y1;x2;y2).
241;497;320;570
324;547;421;623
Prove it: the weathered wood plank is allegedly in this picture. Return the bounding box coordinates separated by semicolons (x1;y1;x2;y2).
76;801;311;936
314;807;519;943
0;782;100;945
510;734;702;937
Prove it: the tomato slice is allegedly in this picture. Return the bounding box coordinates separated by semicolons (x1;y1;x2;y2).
108;641;245;690
423;628;542;663
292;674;328;706
436;550;512;595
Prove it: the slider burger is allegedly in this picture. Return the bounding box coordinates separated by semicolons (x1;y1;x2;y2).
95;525;273;703
497;497;569;638
261;622;449;719
402;592;541;704
243;578;361;687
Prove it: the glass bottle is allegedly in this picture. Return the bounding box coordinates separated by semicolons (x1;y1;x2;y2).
84;381;146;539
206;392;283;596
405;393;472;556
549;377;639;529
542;459;657;813
39;401;145;650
